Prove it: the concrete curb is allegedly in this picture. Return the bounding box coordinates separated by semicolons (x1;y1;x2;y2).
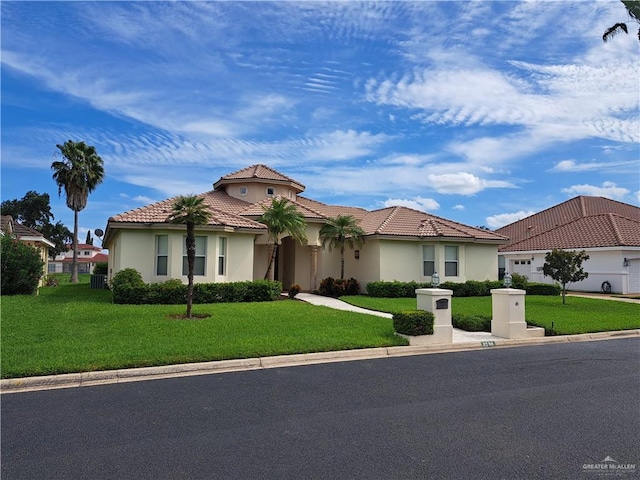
2;329;639;394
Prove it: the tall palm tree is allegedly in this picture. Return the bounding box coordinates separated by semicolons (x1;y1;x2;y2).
318;215;366;279
168;195;212;318
51;140;105;283
259;198;307;280
603;0;640;43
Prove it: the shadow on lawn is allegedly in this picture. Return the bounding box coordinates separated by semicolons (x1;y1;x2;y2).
39;283;113;304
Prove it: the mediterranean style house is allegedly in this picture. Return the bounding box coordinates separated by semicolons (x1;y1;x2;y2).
1;215;55;286
48;243;109;274
496;196;640;294
104;165;508;291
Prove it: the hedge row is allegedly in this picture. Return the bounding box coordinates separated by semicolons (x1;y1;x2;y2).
318;277;360;297
366;280;561;297
112;279;283;305
452;313;492;332
392;310;434;336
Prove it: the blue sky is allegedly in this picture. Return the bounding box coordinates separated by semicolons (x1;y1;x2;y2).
2;1;639;243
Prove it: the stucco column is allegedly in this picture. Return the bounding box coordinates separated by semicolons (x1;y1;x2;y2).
309;246;319;291
490;288;527;339
415;288;453;344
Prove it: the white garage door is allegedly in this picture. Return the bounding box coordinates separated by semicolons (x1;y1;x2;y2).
629;259;640;294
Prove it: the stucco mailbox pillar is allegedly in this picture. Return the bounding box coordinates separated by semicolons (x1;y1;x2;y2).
490;288;528;339
415;288;453;344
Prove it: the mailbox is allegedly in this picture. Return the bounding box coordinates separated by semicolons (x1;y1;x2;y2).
436;298;449;310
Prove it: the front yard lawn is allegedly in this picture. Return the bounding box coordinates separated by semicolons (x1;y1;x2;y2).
1;284;406;379
341;295;640;335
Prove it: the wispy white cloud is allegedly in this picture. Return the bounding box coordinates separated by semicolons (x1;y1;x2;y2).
486;210;536;229
452;204;465;211
382;196;439;212
562;181;629;200
551;159;639;172
427;172;514;195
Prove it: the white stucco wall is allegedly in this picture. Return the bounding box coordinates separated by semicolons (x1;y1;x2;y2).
501;247;640;294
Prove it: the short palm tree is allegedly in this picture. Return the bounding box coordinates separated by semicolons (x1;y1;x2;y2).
259;198;307;280
168;195;212;318
51;140;105;283
319;215;366;279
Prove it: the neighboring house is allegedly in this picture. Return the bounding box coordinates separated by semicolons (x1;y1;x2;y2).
49;243;109;274
104;165;508;291
1;215;55;286
496;196;640;294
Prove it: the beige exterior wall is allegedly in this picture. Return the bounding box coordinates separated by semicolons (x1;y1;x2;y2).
107;228;256;284
463;243;500;281
224;184;297;203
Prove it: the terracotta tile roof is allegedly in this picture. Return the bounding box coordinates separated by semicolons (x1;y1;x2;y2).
501;214;640;251
62;252;109;263
238;195;327;219
213;164;305;192
497;196;640;251
109;192;266;230
107;166;507;243
360;206;508;240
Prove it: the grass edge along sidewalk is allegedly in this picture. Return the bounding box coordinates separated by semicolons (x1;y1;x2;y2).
2;329;639;394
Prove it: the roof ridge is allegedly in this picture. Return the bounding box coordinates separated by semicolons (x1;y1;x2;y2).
376;206;401;234
607;212;624;245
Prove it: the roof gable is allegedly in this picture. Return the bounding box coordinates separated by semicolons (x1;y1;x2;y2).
213;164;305;193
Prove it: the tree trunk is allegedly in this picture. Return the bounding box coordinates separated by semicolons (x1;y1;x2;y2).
340;245;345;279
186;223;195;318
264;242;278;281
70;209;79;283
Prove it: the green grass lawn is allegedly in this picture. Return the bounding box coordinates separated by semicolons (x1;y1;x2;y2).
1;284;406;379
341;295;640;335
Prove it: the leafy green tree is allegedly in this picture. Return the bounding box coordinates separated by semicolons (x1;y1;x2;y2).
259;198;307;280
542;249;590;304
168;195;212;318
0;191;72;257
603;0;640;42
319;215;366;279
52;140;105;283
1;235;45;295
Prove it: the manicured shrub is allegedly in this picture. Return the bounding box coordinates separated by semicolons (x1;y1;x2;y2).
110;268;145;289
393;310;434;336
511;273;528;289
93;262;108;275
288;283;301;299
112;278;283;304
1;235;45;295
526;283;561;296
452;313;492;332
366;281;430;298
319;277;360;297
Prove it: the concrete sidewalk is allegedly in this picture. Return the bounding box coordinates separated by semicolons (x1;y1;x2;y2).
296;292;505;343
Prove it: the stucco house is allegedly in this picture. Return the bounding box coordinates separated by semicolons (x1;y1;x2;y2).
1;215;55;286
496;196;640;294
104;165;508;291
48;243;109;274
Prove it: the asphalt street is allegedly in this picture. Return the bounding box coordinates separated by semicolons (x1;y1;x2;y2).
2;338;638;480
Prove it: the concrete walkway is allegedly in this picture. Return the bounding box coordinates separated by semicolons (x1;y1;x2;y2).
296;292;504;343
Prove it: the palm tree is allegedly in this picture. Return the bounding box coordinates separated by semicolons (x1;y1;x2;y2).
259;198;307;280
168;195;212;318
603;0;640;43
318;215;366;279
51;140;105;283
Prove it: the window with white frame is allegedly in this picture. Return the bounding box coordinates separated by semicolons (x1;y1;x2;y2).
444;245;459;276
182;236;206;276
266;186;275;196
156;235;168;276
422;245;435;276
218;237;227;276
238;186;248;196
